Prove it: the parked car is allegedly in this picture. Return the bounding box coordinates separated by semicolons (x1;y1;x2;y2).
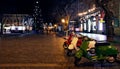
3;25;11;33
10;25;26;33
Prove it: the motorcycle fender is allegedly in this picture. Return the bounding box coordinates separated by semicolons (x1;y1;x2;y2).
75;49;83;58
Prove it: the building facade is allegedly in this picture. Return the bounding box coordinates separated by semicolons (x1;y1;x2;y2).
2;14;34;34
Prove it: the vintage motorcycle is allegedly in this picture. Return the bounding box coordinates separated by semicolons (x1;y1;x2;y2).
74;39;120;66
63;33;83;49
63;35;83;56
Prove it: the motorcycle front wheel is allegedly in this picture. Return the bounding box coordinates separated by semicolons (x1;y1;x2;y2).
74;57;81;66
63;42;68;49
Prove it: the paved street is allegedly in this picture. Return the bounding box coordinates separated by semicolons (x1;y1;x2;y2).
0;33;120;69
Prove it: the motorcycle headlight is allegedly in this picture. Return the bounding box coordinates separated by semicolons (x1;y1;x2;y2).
108;46;112;48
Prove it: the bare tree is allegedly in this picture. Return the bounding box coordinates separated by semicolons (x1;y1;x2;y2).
52;0;76;22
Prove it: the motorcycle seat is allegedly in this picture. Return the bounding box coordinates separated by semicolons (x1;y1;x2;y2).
95;42;110;46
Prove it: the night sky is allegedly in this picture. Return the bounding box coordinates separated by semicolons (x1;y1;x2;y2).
0;0;58;22
0;0;56;13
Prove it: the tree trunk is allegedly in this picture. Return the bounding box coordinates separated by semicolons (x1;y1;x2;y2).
95;0;114;42
104;13;114;41
102;5;114;42
0;14;3;35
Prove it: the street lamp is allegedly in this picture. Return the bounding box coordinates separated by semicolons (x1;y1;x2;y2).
61;18;69;37
36;1;39;4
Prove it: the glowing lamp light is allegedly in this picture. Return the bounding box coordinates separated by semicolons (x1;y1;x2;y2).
54;24;57;27
36;1;39;4
61;19;65;23
78;13;83;16
100;18;105;23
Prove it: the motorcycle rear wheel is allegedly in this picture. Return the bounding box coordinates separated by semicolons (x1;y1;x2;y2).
116;53;120;63
107;56;115;63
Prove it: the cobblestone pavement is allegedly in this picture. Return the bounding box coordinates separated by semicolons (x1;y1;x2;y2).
0;33;120;69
